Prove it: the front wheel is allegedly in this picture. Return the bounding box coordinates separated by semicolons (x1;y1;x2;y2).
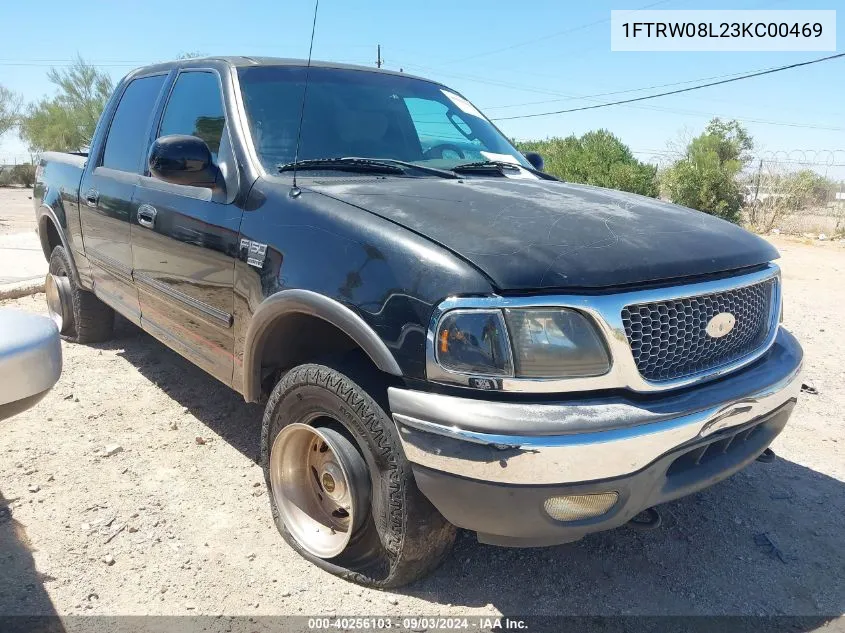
261;362;456;588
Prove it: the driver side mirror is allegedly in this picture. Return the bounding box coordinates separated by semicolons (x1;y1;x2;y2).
149;135;219;188
523;152;544;171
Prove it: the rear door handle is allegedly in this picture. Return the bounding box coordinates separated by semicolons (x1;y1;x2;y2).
137;204;157;229
84;189;99;207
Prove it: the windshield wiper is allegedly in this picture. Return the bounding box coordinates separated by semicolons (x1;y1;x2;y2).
277;157;405;175
278;156;459;179
370;158;459;179
451;160;523;173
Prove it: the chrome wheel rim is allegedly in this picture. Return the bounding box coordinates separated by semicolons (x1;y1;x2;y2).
45;272;73;334
270;423;370;558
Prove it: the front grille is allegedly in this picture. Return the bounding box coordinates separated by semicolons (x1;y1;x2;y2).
621;277;776;382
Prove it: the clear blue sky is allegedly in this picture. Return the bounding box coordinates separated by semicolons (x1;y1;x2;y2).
1;0;843;177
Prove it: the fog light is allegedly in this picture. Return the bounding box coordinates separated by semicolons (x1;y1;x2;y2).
543;492;619;522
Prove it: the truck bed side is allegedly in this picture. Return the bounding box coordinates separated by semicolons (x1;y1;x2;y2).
34;152;90;286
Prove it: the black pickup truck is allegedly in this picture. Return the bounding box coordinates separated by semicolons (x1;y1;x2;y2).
35;56;803;588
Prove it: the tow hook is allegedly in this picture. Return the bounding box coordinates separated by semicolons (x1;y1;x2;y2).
627;507;662;531
756;447;776;463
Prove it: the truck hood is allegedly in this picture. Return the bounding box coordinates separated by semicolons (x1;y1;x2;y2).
308;177;778;290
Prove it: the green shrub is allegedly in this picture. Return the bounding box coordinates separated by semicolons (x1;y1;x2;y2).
11;163;35;188
518;130;658;197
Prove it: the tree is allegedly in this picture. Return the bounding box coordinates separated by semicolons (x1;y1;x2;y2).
194;116;225;153
518;130;659;197
19;56;113;153
702;118;753;164
0;84;22;138
661;118;753;223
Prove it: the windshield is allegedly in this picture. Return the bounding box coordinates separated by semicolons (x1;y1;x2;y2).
237;66;531;173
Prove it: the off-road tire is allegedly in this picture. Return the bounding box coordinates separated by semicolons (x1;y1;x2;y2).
48;246;114;343
261;361;456;588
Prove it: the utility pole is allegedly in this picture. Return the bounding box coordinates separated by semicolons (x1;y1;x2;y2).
376;44;382;68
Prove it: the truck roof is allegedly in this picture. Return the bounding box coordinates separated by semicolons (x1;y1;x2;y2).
126;56;430;83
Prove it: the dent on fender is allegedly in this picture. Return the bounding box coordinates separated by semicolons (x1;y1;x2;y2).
240;289;403;402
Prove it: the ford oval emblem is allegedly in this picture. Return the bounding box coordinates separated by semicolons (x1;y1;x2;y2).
705;312;736;338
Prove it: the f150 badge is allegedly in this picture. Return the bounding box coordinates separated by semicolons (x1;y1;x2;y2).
240;238;268;268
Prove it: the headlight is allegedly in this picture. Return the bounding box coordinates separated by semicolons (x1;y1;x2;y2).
504;308;610;378
435;309;512;376
433;307;609;381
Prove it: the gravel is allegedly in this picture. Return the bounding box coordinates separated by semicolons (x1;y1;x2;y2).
0;236;843;618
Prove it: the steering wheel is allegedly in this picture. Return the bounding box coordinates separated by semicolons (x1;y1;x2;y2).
424;143;466;160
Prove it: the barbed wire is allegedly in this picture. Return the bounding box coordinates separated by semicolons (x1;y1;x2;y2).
628;148;845;173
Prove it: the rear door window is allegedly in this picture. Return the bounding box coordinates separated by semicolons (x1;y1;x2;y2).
158;72;225;160
101;74;167;173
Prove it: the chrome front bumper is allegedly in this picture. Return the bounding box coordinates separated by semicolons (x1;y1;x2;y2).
390;327;802;486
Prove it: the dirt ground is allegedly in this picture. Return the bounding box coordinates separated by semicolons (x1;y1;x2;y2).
0;187;36;236
1;235;843;622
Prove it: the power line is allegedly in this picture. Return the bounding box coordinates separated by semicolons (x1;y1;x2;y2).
0;61;141;67
455;0;786;78
492;53;845;121
607;101;845;131
438;0;673;65
398;53;832;126
482;63;789;111
397;61;582;98
441;0;786;77
0;55;375;69
490;96;845;131
406;58;845;131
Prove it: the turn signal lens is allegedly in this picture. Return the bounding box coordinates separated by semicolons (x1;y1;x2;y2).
543;492;619;522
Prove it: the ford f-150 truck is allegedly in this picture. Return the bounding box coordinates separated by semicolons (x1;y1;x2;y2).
34;56;803;588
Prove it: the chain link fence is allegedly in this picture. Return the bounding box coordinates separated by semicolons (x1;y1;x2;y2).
633;148;845;238
743;152;845;237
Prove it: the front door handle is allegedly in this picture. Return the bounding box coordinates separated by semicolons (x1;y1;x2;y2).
84;189;99;207
137;204;157;229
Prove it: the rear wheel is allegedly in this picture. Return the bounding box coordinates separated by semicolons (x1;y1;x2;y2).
47;246;114;343
261;362;456;588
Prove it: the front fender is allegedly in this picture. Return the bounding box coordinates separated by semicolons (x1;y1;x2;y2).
232;179;496;398
241;289;403;402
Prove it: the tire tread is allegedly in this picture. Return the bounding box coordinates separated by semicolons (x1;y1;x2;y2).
262;362;455;588
48;246;114;344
